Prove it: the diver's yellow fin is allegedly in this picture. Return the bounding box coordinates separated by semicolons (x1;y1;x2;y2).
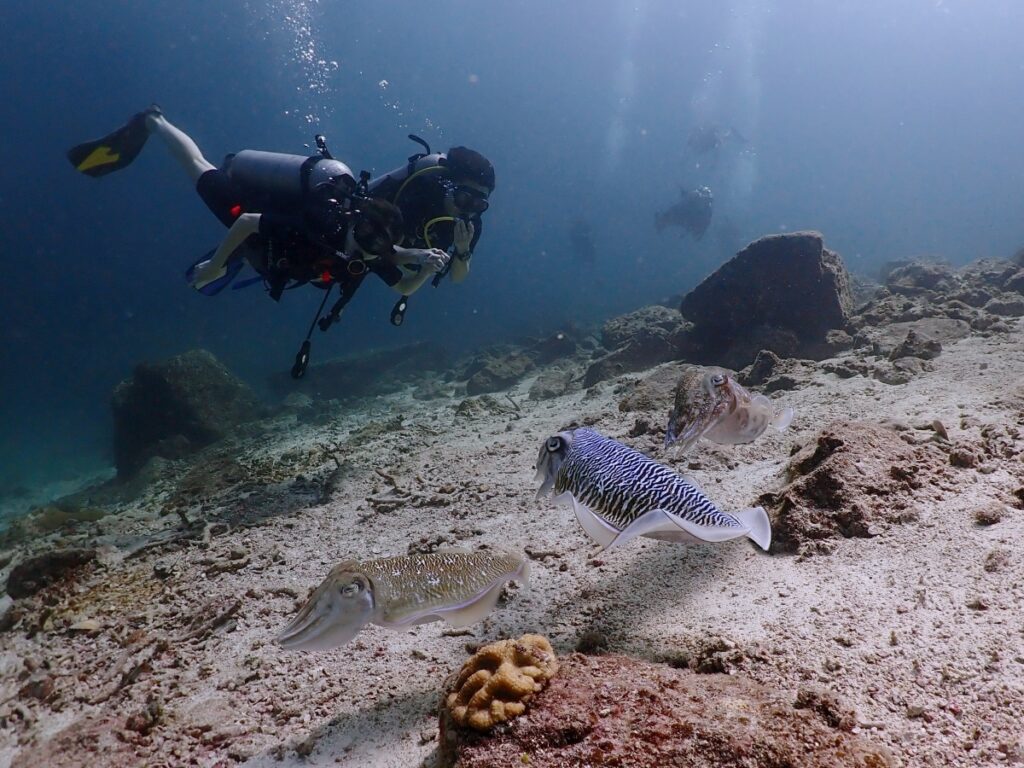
67;110;152;178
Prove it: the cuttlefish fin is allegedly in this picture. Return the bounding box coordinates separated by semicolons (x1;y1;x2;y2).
603;506;771;552
772;407;794;432
749;395;793;434
550;490;575;509
732;506;772;550
567;494;619;549
437;579;508;628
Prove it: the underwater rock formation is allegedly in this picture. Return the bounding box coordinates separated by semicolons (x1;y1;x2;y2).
859;258;1024;330
6;548;97;599
584;306;693;386
439;652;894;768
885;261;959;296
442;634;558;732
527;331;579;365
888;328;942;361
679;231;853;367
600;305;688;350
762;421;952;555
466;353;535;395
528;368;576;400
112;349;264;477
852;318;969;365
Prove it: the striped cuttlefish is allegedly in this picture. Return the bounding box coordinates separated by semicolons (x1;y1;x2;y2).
535;427;771;553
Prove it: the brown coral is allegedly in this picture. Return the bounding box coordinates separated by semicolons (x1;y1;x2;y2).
445;634;558;731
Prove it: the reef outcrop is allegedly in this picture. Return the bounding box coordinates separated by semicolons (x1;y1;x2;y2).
680;231;853;368
439;652;894;768
584;306;693;386
6;548;97;599
111;349;265;477
466;353;535;396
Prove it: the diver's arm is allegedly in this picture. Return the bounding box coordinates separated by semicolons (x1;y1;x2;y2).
191;213;261;288
450;254;470;283
391;268;434;296
449;218;478;284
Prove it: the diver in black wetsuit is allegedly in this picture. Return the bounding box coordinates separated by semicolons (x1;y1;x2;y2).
68;107;454;376
67;107;451;302
367;140;494;324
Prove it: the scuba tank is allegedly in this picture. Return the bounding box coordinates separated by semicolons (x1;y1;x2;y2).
367;135;450;204
223;150;357;213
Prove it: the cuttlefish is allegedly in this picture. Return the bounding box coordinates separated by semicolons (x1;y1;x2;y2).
277;549;528;651
535;427;770;552
665;366;794;452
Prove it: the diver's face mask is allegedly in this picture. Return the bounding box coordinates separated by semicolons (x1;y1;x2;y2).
453;184;490;215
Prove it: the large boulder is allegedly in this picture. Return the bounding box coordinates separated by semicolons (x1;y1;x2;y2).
112;350;264;477
680;231;853;367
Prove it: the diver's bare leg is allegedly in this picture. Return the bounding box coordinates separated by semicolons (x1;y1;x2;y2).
145;113;215;183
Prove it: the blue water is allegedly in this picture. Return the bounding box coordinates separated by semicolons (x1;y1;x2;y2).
2;0;1023;492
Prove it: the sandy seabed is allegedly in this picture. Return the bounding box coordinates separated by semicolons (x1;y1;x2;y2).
1;319;1023;768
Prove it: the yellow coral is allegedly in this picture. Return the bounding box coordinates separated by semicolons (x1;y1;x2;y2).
445;634;558;731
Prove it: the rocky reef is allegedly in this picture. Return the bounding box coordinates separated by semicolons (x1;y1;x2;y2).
762;421;954;556
439;652;895;768
112;349;266;477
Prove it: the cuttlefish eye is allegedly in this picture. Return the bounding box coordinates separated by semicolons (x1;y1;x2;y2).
710;373;727;387
546;436;563;452
340;581;363;598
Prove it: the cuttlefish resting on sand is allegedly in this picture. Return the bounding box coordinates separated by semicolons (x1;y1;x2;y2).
277;549;529;651
665;366;794;452
535;427;770;553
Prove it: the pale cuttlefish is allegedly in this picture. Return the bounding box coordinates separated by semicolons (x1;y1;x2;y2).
665;366;794;452
535;427;771;552
277;549;529;651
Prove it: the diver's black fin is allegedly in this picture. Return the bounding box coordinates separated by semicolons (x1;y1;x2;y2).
67;108;158;177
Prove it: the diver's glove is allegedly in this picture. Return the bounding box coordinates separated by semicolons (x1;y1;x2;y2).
453;219;474;259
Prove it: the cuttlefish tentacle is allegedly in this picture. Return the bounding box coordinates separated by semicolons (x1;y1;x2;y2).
277;563;377;651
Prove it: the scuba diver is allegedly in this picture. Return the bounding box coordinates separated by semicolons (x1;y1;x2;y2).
654;185;714;241
367;136;495;326
67;106;450;377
